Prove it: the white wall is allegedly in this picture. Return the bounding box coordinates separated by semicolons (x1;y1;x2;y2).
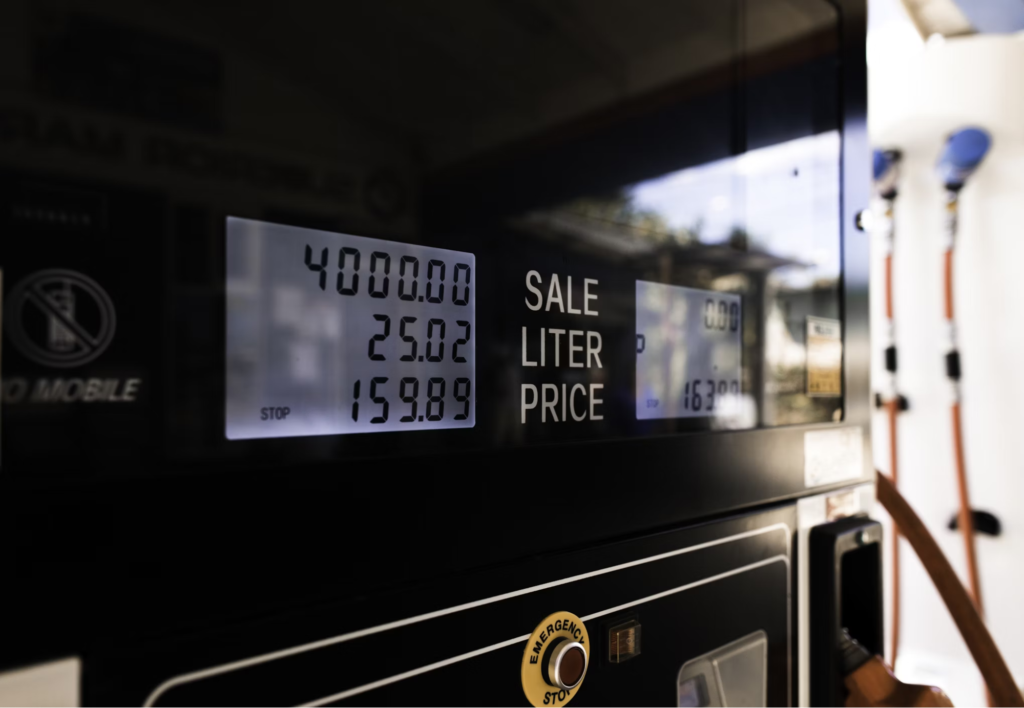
869;10;1024;704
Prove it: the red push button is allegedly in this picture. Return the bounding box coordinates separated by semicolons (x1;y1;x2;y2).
549;641;587;690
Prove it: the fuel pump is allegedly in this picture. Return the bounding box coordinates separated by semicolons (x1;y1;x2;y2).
0;1;899;706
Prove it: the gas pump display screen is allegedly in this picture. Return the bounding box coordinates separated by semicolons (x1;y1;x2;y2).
225;217;475;440
636;282;742;420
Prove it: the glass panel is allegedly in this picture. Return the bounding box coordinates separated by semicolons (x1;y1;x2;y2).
677;631;768;708
0;0;842;468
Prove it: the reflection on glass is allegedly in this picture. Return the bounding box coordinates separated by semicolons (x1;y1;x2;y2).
519;131;842;430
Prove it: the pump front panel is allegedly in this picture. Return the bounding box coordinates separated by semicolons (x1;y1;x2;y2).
0;0;869;702
101;507;795;707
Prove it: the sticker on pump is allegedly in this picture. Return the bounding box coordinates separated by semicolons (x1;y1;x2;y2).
806;316;842;397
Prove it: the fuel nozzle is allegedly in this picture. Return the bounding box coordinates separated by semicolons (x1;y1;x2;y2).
841;629;952;707
873;149;902;199
839;628;873;676
937;127;991;191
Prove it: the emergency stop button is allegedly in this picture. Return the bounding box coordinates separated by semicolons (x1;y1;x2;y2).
548;639;586;689
521;612;590;707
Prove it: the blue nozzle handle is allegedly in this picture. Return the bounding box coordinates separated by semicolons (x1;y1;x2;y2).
873;149;892;182
937;127;991;189
873;148;902;196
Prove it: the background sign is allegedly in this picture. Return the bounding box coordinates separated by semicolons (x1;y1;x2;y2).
5;269;116;368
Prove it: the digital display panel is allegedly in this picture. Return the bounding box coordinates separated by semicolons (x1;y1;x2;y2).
225;218;475;439
636;281;741;420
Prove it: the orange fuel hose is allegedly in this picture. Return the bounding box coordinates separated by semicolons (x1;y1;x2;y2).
877;471;1020;706
885;253;894;320
943;202;983;616
881;205;902;668
886;250;900;668
951;401;982;608
944;248;954;321
944;191;989;705
887;398;901;668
